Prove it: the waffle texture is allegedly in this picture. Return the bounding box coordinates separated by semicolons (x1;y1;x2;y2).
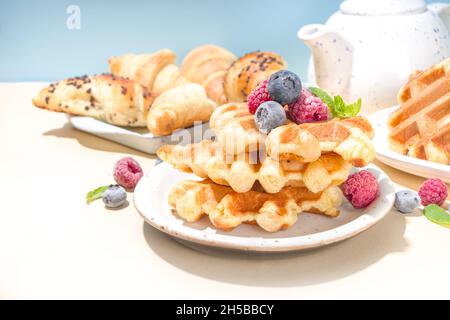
388;58;450;164
168;180;343;232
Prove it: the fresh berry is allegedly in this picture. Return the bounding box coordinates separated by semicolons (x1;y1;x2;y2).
394;190;421;213
247;79;271;114
254;101;287;134
288;89;329;124
418;178;448;206
102;185;127;208
267;70;302;105
113;157;143;190
342;170;379;208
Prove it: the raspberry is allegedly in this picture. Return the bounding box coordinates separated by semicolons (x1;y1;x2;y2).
288;89;329;124
113;157;143;190
342;170;379;208
247;79;271;114
418;178;448;206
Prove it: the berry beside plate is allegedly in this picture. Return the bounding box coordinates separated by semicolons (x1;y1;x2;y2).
393;178;449;229
85;157;145;209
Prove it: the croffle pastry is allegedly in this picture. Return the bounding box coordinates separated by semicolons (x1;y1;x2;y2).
158;140;352;194
266;117;375;167
209;102;265;155
209;102;375;167
388;58;449;164
181;44;236;105
147;83;217;136
169;179;343;232
224;51;288;102
32;74;153;127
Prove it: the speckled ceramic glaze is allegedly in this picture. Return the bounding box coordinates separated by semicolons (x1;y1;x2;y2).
298;0;450;114
134;162;396;253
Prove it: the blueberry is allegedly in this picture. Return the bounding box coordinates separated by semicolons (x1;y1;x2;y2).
394;190;420;214
102;184;127;208
255;101;287;134
268;70;302;105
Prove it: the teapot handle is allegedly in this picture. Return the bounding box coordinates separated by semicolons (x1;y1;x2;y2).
429;3;450;32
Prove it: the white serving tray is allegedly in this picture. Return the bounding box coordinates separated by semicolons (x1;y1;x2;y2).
368;106;450;183
68;116;212;154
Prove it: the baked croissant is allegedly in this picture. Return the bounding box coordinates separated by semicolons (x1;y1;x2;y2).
224;51;288;102
109;49;185;102
32;74;153;127
152;64;188;98
147;83;217;136
181;44;236;104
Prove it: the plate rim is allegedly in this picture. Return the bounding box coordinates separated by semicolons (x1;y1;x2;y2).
134;162;396;252
367;106;450;182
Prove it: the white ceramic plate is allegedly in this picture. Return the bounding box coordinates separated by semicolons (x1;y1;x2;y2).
69;116;212;154
134;162;395;253
368;106;450;183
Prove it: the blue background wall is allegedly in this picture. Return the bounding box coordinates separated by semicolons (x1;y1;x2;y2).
0;0;446;81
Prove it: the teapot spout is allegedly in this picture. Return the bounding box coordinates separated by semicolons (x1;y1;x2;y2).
298;24;337;48
298;24;353;96
428;3;450;32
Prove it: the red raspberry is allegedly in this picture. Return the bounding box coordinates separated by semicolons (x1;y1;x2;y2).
247;79;271;114
418;178;448;206
113;157;144;190
342;170;379;208
288;89;329;124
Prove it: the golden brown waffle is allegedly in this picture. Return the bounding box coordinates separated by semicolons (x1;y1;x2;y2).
266;117;375;167
158;141;352;194
168;180;343;232
210;103;375;166
209;102;264;155
388;58;450;164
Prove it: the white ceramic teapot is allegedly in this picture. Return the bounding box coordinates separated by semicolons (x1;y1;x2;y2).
298;0;450;115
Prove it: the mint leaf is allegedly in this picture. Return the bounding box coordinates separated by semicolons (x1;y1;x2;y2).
308;87;362;118
86;185;109;204
424;204;450;228
333;96;346;117
346;98;362;117
333;96;361;118
308;87;335;110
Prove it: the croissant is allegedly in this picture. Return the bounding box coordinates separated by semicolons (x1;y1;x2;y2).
109;49;185;102
147;83;217;136
32;74;152;127
152;64;188;98
224;51;288;102
181;44;236;104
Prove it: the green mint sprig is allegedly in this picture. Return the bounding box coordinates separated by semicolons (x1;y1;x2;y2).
86;185;109;204
308;87;362;118
423;204;450;228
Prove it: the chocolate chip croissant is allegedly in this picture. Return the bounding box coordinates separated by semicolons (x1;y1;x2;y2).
224;51;288;102
32;74;153;127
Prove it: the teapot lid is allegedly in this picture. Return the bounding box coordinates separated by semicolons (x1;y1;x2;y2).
340;0;426;15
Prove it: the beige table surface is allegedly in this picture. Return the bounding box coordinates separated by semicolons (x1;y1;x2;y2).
1;82;449;300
